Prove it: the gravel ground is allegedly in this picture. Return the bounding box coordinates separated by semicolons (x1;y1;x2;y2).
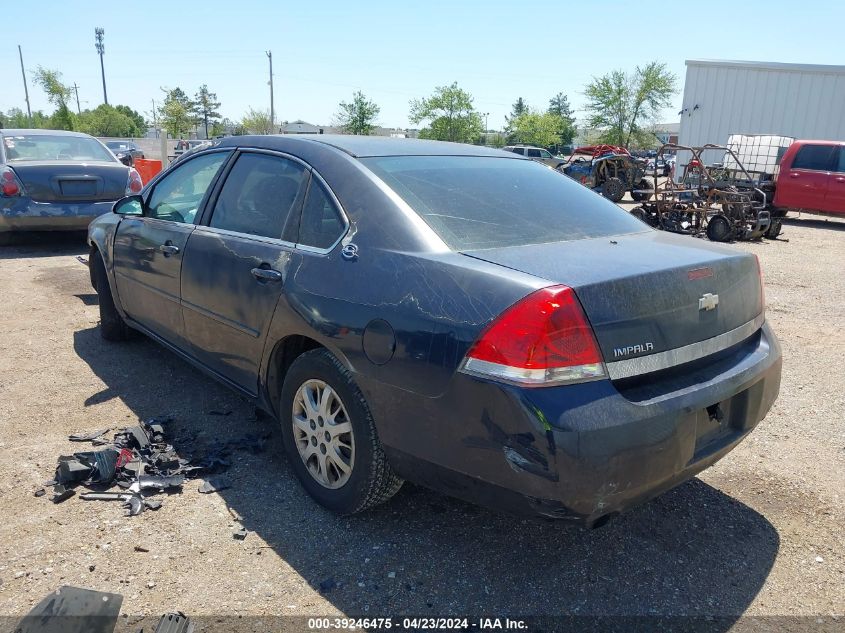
0;216;843;630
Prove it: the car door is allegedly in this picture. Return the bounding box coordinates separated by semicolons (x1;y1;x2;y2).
112;151;230;348
179;150;309;392
822;145;845;214
777;143;836;210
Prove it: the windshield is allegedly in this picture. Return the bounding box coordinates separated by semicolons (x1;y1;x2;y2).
361;155;649;250
3;135;116;163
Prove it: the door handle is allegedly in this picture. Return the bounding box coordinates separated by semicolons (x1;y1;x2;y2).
159;244;180;256
251;267;283;282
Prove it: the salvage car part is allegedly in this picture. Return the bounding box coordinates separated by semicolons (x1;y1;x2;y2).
14;586;123;633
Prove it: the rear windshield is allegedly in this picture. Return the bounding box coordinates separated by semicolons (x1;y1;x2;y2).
361;155;648;250
3;135;115;163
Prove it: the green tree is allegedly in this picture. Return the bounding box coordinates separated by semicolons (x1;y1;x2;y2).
194;85;222;139
240;108;274;135
114;105;147;134
409;82;482;143
547;92;576;146
334;90;380;135
158;87;195;138
584;61;677;148
509;110;565;148
1;108;45;129
33;67;74;130
76;104;143;137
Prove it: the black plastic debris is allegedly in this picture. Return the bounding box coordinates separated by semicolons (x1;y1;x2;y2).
68;428;110;443
51;484;75;504
233;527;248;540
155;612;194;633
197;475;232;494
14;585;123;633
138;474;185;490
34;488;46;498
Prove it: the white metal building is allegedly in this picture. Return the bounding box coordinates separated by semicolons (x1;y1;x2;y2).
677;59;845;164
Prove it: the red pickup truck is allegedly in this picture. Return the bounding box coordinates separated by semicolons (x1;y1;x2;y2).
774;140;845;216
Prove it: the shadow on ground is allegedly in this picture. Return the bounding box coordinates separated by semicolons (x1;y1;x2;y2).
782;216;845;232
72;325;779;621
0;232;88;260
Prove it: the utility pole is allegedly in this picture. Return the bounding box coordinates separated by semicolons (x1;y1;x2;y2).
73;84;81;114
18;45;32;124
95;28;108;105
266;50;274;132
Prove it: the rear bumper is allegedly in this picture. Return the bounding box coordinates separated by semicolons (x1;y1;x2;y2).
365;321;782;525
0;199;115;232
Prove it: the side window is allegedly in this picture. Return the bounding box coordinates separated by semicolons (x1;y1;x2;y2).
526;148;541;158
838;147;845;173
298;179;346;250
792;144;836;171
147;152;228;223
510;147;525;155
209;153;306;239
540;150;552;159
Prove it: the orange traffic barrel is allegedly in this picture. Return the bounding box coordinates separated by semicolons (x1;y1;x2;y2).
134;159;162;185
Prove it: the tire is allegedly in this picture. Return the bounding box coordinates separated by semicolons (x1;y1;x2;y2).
630;178;653;202
706;215;734;242
629;206;650;224
600;177;625;202
92;254;133;341
279;348;403;514
764;218;783;239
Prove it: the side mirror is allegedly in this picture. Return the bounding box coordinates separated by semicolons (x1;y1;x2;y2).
113;195;143;216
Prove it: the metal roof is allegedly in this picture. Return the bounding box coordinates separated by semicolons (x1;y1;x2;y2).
686;59;845;74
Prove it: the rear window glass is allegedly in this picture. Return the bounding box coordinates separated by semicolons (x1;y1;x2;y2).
361;155;648;250
3;134;115;162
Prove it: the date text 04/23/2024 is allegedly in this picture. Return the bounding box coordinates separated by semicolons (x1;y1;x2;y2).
307;617;528;630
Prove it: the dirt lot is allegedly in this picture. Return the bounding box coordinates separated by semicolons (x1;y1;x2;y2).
0;217;843;630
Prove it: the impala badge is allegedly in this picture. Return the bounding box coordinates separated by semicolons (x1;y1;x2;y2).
699;293;719;311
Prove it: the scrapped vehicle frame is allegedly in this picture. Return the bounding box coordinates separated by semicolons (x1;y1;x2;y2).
560;145;651;203
630;143;772;242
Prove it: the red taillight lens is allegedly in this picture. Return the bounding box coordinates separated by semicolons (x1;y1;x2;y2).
1;167;22;197
461;285;606;386
126;168;143;194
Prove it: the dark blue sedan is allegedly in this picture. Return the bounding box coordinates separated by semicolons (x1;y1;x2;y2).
87;135;781;526
1;129;141;243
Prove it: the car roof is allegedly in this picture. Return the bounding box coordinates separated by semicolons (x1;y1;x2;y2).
0;129;96;138
215;134;521;159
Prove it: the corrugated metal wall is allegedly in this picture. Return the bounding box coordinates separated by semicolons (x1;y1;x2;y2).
677;60;845;166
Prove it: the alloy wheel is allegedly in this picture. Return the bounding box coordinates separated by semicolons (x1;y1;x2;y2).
291;379;355;489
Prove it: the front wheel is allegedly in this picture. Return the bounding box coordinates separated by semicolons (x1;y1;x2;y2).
92;254;133;341
279;348;402;514
600;177;625;202
764;218;783;239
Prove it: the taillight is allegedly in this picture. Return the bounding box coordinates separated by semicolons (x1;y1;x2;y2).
126;168;143;194
460;285;607;387
1;166;23;197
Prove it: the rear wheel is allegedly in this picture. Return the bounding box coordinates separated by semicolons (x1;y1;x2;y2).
764;218;783;239
92;254;133;341
600;177;625;202
280;348;402;514
706;215;734;242
630;179;653;202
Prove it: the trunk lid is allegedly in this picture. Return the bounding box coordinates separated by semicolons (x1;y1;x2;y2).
9;161;129;203
463;231;763;363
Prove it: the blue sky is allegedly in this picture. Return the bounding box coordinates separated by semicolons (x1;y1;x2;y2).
2;0;843;130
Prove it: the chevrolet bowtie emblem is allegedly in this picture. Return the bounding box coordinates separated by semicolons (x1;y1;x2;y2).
699;293;719;311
